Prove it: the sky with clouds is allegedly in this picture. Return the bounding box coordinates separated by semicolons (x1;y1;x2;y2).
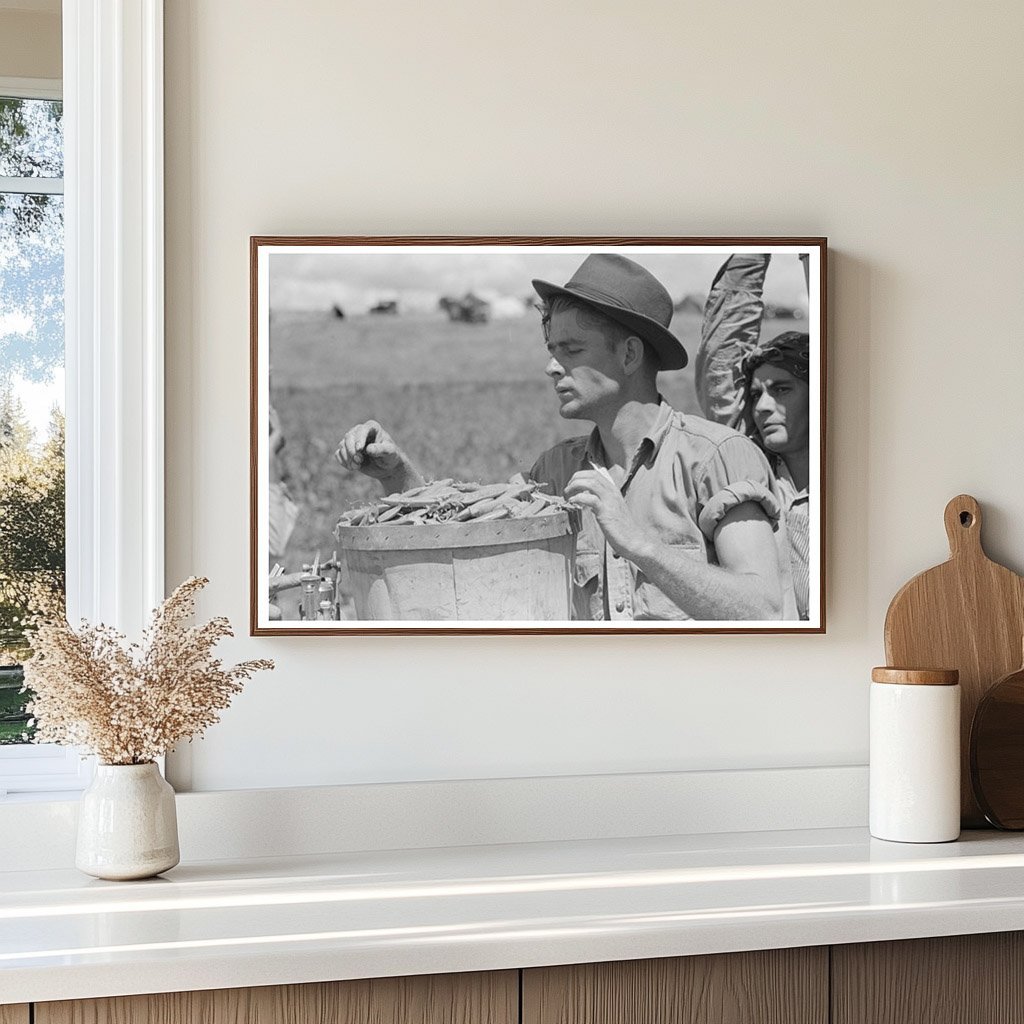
269;250;810;315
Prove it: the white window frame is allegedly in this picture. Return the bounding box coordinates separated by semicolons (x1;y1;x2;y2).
0;77;61;101
0;0;164;799
0;75;78;797
0;76;64;192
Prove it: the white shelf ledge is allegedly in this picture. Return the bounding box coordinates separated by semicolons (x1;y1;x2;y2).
4;826;1024;1004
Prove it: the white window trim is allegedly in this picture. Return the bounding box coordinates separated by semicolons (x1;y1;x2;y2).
0;76;61;100
0;78;64;221
0;744;91;800
0;175;63;195
0;1;165;798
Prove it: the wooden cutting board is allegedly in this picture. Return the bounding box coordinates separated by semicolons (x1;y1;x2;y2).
884;494;1024;827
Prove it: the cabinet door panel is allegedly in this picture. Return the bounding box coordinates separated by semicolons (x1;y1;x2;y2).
36;971;518;1024
0;1007;29;1024
832;933;1024;1024
523;949;827;1024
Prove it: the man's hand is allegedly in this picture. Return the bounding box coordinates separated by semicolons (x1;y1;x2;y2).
564;470;647;559
335;420;426;493
335;420;405;480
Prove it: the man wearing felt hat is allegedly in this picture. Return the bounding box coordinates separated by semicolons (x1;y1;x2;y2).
337;253;793;621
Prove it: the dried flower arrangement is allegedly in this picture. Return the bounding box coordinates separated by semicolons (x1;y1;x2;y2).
22;577;273;765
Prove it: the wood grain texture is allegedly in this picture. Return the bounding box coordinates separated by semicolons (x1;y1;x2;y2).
522;949;828;1024
36;971;517;1024
0;1006;29;1024
832;932;1024;1024
884;494;1024;826
871;667;959;686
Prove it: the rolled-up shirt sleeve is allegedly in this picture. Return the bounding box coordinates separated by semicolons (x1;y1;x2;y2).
695;435;780;541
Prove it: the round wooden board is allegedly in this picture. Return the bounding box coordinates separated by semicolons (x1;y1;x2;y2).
971;662;1024;829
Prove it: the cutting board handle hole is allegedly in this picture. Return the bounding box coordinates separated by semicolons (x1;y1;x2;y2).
960;511;974;527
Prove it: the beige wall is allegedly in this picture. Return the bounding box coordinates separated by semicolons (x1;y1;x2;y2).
164;0;1024;791
0;9;60;80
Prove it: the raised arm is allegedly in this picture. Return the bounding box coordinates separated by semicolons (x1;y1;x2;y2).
696;253;770;427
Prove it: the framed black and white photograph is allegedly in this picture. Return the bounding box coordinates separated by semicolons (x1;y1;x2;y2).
250;237;826;635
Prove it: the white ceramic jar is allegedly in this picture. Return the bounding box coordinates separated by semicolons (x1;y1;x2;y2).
870;667;961;843
76;762;180;880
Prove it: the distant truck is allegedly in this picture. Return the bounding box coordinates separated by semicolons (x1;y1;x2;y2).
369;300;398;315
438;292;490;323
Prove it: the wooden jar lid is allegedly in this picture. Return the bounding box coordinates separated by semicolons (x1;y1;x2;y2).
871;667;960;686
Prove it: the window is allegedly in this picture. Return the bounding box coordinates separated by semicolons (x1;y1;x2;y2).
0;79;83;797
0;86;65;733
0;3;166;799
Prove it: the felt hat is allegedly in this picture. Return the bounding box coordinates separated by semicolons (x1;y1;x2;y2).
532;253;687;369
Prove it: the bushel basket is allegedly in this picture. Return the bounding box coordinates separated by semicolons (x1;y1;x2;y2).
336;512;576;621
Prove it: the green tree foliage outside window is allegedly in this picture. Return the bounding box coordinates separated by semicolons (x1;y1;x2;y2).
0;95;65;743
0;396;65;741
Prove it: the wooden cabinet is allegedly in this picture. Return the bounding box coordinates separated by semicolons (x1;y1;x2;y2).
35;972;518;1024
522;948;828;1024
17;933;1024;1024
521;936;1024;1024
832;932;1024;1024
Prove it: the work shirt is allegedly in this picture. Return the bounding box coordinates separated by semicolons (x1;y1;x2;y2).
775;463;810;620
529;401;795;621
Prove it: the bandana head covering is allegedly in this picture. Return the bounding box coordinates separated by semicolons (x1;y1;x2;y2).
741;331;811;385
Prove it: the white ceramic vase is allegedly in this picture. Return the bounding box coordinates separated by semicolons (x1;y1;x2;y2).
76;762;180;880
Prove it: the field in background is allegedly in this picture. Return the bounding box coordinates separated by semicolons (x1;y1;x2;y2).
270;309;704;579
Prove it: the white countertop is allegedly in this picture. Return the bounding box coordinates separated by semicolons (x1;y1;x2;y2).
4;826;1024;1004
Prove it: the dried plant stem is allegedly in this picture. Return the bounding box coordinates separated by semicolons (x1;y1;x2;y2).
23;577;273;765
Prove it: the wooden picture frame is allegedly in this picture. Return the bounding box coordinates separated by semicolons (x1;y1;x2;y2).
251;236;827;635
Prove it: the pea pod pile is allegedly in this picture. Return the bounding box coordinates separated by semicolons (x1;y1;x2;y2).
335;479;576;530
